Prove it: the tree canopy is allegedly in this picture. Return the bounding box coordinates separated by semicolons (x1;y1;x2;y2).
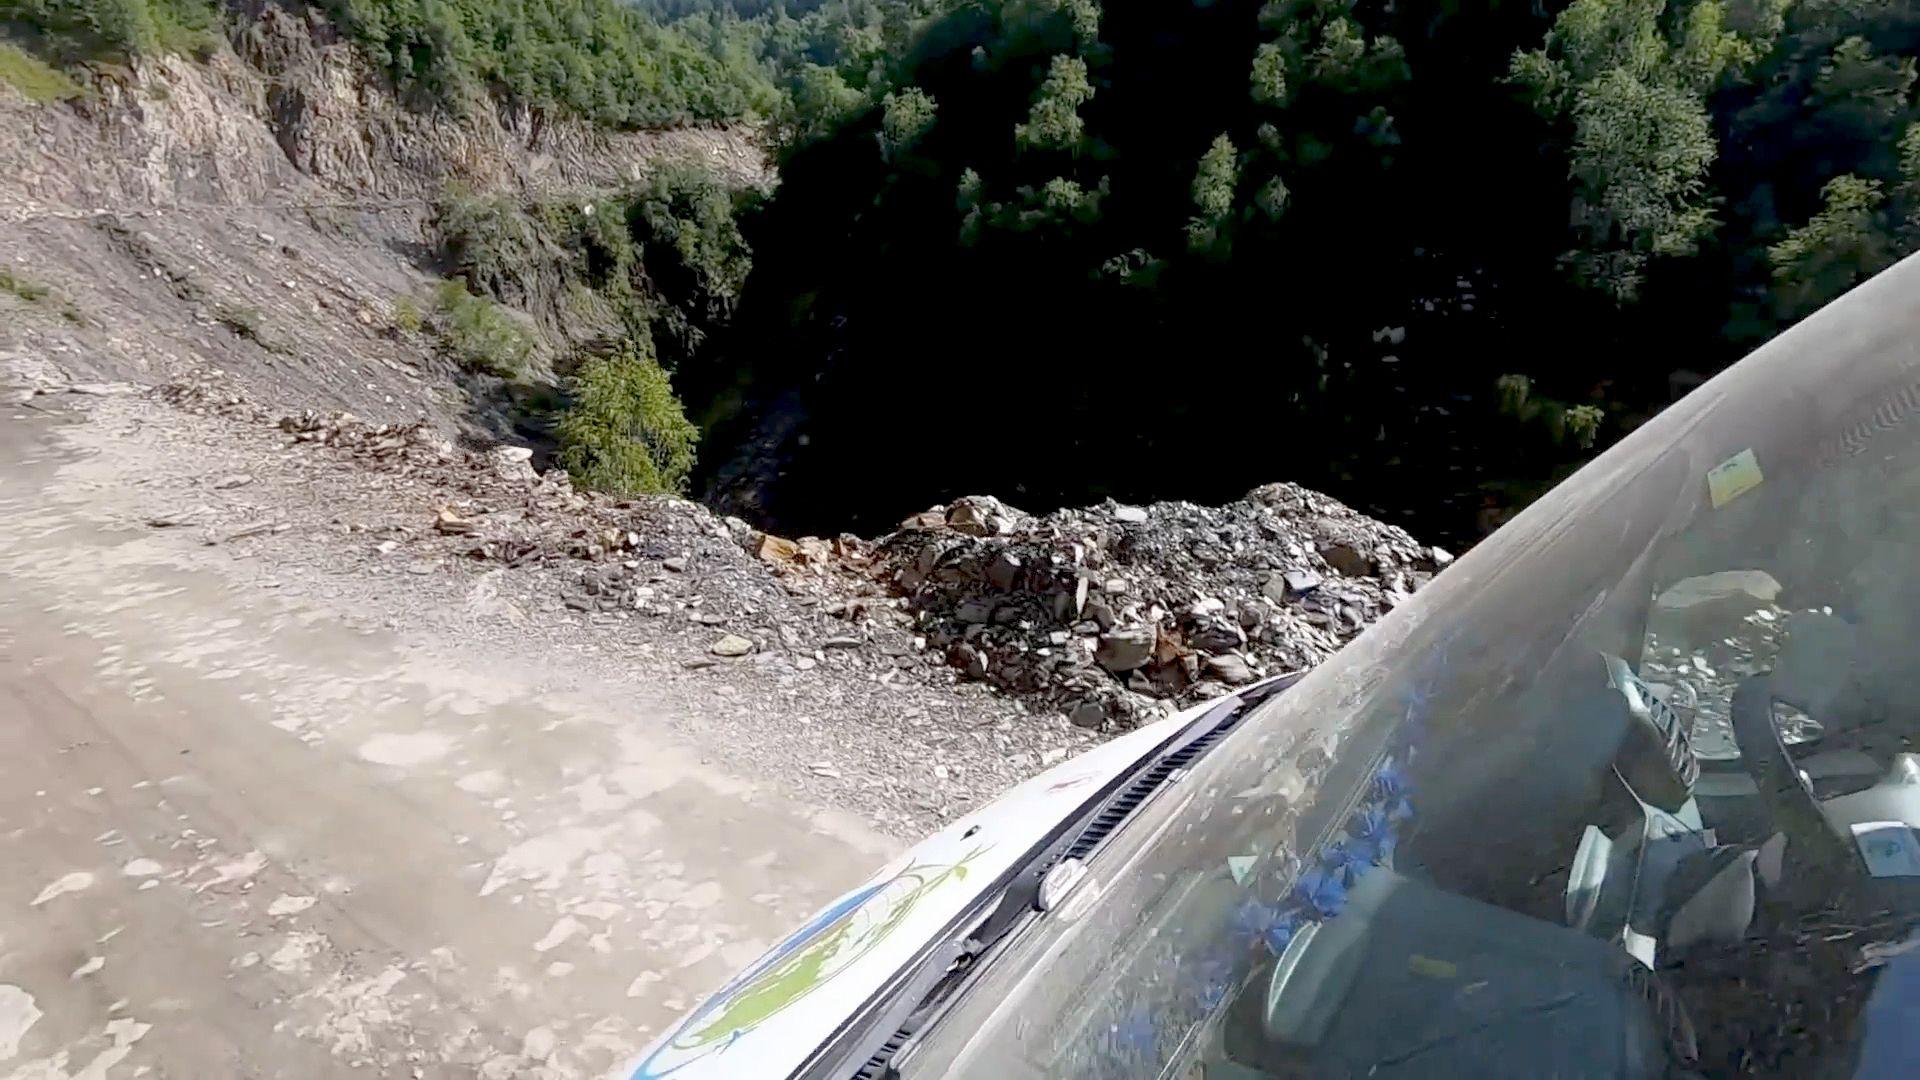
690;0;1920;543
1;0;786;127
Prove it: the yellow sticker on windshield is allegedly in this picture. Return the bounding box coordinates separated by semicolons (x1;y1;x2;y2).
1708;449;1763;509
1407;954;1458;979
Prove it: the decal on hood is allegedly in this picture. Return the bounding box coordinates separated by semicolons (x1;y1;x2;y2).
632;847;990;1078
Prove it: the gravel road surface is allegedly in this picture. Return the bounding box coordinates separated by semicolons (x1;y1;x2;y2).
0;399;897;1078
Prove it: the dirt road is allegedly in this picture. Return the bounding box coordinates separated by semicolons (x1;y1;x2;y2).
0;400;897;1077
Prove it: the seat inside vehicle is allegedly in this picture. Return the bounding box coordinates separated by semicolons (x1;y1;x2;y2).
1219;868;1679;1078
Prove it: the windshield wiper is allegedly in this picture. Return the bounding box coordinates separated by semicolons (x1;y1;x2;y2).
971;673;1302;952
812;674;1303;1080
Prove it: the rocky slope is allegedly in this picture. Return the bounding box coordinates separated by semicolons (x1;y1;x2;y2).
1;7;765;213
0;4;765;430
153;375;1443;739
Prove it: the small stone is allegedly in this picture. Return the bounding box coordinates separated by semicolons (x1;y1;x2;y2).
1050;577;1090;622
1095;627;1156;673
950;644;989;679
1068;699;1109;729
1188;617;1245;654
755;534;800;565
946;495;1016;537
214;473;254;490
488;447;538;482
709;634;754;658
1084;597;1117;631
434;508;475;535
955;598;997;625
1430;545;1455;568
987;552;1022;590
1204;654;1256;685
1319;542;1373;577
821;636;862;649
663;556;689;573
1112;505;1149;524
681;657;719;670
375;540;398;555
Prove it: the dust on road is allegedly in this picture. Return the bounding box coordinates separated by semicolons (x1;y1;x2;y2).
0;402;896;1077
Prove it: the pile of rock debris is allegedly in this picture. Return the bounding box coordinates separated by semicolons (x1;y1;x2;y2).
165;383;1445;733
840;489;1449;729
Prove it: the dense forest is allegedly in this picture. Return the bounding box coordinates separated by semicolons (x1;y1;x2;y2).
679;0;1920;542
4;0;1919;541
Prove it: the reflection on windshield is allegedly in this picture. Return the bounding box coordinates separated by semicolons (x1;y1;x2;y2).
916;260;1920;1078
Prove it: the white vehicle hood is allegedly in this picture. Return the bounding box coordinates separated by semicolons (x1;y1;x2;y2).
623;697;1230;1080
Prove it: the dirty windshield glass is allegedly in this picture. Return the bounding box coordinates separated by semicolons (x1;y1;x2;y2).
913;264;1920;1078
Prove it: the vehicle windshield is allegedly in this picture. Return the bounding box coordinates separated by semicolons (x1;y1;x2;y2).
913;259;1920;1078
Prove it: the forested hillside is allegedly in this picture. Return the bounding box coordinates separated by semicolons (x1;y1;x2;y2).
0;0;779;123
684;0;1920;543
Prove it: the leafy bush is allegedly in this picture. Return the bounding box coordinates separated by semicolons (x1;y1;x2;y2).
0;266;51;301
391;295;423;333
213;303;266;344
0;0;221;62
1768;174;1896;319
433;190;557;308
556;337;699;496
879;85;937;160
0;40;81;100
434;188;652;353
433;279;537;377
0;265;83;320
629;166;753;325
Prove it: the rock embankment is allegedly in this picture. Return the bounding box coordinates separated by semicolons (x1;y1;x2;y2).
816;489;1446;729
166;380;1444;732
160;380;1445;734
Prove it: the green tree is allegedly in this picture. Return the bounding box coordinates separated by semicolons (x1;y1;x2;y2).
1250;41;1288;105
879;85;938;159
1769;174;1895;319
1055;0;1099;45
556;338;700;496
432;279;539;377
785;62;867;141
1512;0;1776;300
1192;133;1238;217
1014;54;1093;152
1814;36;1917;132
1187;132;1238;250
631;165;754;322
